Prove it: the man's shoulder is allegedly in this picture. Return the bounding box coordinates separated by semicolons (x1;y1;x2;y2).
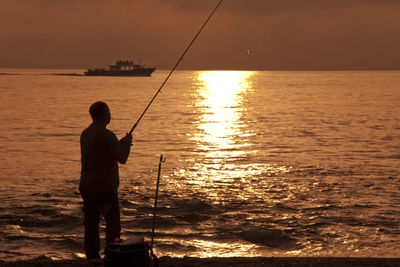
99;127;118;143
103;127;117;137
80;125;92;137
80;124;116;138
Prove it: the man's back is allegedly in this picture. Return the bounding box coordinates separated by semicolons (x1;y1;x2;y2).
80;123;124;193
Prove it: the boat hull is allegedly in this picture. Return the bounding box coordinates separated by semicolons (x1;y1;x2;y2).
84;68;155;77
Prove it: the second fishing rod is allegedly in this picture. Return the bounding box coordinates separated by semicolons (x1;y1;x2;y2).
128;0;223;135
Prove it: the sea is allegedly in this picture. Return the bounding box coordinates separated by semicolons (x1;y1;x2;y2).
0;69;399;261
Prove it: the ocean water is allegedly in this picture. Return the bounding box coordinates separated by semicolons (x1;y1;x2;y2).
0;69;399;261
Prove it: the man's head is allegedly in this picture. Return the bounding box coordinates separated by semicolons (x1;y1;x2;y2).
89;101;111;125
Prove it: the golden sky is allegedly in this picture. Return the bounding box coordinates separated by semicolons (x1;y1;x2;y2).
1;0;399;70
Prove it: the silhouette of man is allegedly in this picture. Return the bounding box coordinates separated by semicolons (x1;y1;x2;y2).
79;101;132;260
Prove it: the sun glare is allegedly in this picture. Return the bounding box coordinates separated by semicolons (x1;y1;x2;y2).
194;71;255;157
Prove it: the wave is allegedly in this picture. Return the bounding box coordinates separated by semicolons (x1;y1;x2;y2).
240;228;299;249
176;212;211;223
121;199;141;209
37;133;79;137
172;198;214;212
31;193;52;198
0;209;81;229
154;241;197;252
301;204;343;212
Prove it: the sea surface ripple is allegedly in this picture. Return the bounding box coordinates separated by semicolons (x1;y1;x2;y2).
0;69;399;260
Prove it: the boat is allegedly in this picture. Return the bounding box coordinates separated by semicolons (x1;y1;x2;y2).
85;59;156;76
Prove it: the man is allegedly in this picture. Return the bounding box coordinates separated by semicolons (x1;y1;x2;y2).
79;101;132;260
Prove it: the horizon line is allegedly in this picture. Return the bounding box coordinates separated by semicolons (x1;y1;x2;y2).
1;66;400;72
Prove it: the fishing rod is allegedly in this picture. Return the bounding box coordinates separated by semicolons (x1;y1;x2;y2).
128;0;224;135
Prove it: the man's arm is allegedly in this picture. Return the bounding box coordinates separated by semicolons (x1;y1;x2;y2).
107;131;132;164
117;133;132;164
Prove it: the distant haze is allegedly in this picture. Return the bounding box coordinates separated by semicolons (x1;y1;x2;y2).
1;0;399;70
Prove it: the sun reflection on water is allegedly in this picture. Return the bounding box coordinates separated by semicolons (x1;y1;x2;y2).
194;71;255;160
184;70;292;186
165;71;294;257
